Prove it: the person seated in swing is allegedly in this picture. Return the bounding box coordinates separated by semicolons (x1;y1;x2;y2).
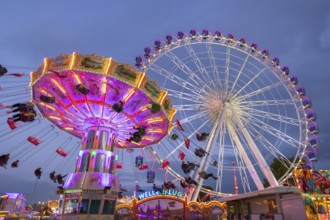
34;167;42;179
112;101;123;113
9;110;36;123
196;132;209;141
50;171;57;183
0;154;10;168
127;132;142;143
7;102;35;114
56;174;67;185
194;148;208;157
11;160;19;168
181;161;199;174
180;180;190;189
153;184;162;192
0;64;8;76
40;95;55;104
185;176;198;186
163;181;176;190
198;171;218;180
135;184;145;193
133;126;146;136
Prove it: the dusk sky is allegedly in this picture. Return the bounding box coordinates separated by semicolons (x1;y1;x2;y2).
1;1;330;202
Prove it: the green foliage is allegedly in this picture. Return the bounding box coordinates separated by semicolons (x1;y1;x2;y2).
198;185;214;202
263;156;300;187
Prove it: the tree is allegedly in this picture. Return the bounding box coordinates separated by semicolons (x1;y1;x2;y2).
198;185;214;202
263;156;302;187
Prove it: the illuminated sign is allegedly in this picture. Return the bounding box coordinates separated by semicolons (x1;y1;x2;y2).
137;189;183;201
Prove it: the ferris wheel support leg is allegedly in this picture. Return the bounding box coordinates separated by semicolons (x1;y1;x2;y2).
226;121;264;190
191;103;227;201
230;105;279;187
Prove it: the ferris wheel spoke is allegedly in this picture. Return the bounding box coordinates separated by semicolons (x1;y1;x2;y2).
245;124;297;173
224;46;231;94
229;54;250;96
165;51;207;93
226;120;264;190
243;115;302;148
149;63;202;95
215;122;226;192
236;82;283;102
243;108;301;127
166;88;202;103
192;104;227;201
175;103;203;111
184;44;217;89
231;104;279;187
165;118;211;159
232;142;250;194
179;110;208;125
206;43;222;87
241;99;294;108
231;67;267;99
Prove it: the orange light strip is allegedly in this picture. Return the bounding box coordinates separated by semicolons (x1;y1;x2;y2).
42;58;49;74
105;58;112;75
148;129;164;134
50;78;67;94
169;109;177;122
73;71;82;84
147;117;164;123
137;72;146;88
159;91;168;105
69;52;76;69
143;137;156;141
49;115;62;121
123;89;135;103
64;127;74;131
39;88;52;96
38;102;56;111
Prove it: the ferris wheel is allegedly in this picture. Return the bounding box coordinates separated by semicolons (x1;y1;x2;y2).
135;29;320;200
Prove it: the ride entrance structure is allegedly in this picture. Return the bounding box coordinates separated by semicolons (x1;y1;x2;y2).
30;52;176;219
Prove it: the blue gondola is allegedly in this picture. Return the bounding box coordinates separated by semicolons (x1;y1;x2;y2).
290;75;299;86
302;98;312;109
135;156;144;167
147;171;155;183
202;29;210;39
154;40;162;51
296;86;306;96
281;66;290;76
308;124;320;135
135;56;143;68
307;111;317;122
239;37;246;47
177;31;184;40
250;42;258;53
166;34;173;44
227;33;234;42
272;57;280;66
309;138;320;148
261;49;269;58
144;47;151;58
190;29;197;38
214;30;222;40
307;150;318;162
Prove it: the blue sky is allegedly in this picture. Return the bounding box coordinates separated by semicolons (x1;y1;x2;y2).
1;0;330;202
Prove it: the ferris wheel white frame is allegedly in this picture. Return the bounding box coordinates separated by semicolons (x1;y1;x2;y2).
136;29;318;200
